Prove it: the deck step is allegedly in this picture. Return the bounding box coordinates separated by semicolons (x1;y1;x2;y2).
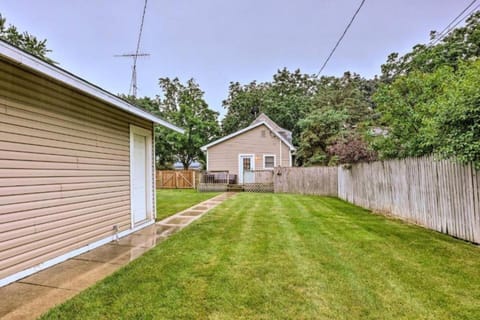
227;184;244;192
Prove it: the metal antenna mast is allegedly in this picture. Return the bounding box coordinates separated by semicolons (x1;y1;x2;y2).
114;52;150;96
115;0;149;97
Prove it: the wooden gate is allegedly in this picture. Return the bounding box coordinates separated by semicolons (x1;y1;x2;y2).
156;170;196;189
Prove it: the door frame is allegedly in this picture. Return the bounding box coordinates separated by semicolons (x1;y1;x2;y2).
238;154;255;184
129;124;153;228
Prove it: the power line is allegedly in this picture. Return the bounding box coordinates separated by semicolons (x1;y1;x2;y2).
430;0;479;46
315;0;366;77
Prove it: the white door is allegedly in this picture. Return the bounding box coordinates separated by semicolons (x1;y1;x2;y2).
132;133;148;224
239;154;255;184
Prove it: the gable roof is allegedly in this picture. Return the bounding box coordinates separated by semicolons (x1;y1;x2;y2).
201;120;295;152
251;113;292;143
250;113;289;134
0;40;184;133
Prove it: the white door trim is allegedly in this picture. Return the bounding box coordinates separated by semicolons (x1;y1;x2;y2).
130;124;154;227
238;154;255;184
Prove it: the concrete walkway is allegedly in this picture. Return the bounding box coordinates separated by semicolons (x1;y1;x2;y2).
0;192;236;320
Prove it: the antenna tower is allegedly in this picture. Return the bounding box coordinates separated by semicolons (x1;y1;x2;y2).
115;0;149;97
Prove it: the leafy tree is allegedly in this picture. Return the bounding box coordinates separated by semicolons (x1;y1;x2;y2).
312;72;376;128
221;68;317;138
373;11;480;166
433;60;480;167
296;72;377;165
221;81;270;135
0;14;54;63
372;69;447;159
158;78;220;169
327;132;377;165
265;68;317;134
380;11;480;82
296;109;348;166
374;59;480;167
120;95;177;169
122;79;220;170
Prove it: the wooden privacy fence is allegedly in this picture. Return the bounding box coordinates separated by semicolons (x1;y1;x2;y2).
273;166;338;196
338;156;480;244
156;170;197;189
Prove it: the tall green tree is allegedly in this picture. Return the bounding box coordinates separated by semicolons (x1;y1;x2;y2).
158;78;220;169
120;95;177;169
0;14;54;63
374;60;480;167
221;80;269;135
380;11;480;82
296;72;378;165
122;79;220;170
373;11;480;166
221;68;316;137
296;109;348;166
372;69;446;159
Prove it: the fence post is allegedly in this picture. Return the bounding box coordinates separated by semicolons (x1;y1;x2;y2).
193;171;196;189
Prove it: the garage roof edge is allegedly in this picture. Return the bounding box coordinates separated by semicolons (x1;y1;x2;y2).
0;40;184;134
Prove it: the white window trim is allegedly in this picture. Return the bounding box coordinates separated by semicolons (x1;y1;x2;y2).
263;154;276;170
130;124;154;228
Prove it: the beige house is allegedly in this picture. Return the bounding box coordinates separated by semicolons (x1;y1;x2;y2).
201;113;295;183
0;40;183;287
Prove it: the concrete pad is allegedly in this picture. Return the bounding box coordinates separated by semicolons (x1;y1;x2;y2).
74;244;148;265
0;282;75;320
116;233;158;248
19;259;121;291
128;224;157;236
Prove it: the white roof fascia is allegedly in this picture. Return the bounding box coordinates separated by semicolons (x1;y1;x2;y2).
0;41;184;134
201;121;295;151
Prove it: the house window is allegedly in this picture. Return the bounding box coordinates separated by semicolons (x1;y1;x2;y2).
264;155;275;169
261;130;266;138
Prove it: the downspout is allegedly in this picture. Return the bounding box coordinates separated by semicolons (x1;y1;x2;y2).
279;139;282;167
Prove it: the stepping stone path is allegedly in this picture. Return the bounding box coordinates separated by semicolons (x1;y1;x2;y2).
156;192;237;237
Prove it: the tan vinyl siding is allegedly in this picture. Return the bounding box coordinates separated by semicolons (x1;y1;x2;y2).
281;142;291;167
207;124;292;175
0;58;153;280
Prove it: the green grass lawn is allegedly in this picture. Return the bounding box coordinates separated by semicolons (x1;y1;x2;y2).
155;189;220;221
42;193;480;319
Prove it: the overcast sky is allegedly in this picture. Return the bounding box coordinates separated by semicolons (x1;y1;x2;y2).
1;0;472;116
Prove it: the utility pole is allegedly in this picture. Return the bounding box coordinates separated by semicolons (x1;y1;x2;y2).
114;53;150;97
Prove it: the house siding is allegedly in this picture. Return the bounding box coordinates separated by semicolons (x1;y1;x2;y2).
0;58;153;280
207;124;292;175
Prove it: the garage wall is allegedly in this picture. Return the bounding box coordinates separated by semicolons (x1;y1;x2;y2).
0;59;152;281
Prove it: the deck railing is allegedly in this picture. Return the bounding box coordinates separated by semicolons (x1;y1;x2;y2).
198;171;237;192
